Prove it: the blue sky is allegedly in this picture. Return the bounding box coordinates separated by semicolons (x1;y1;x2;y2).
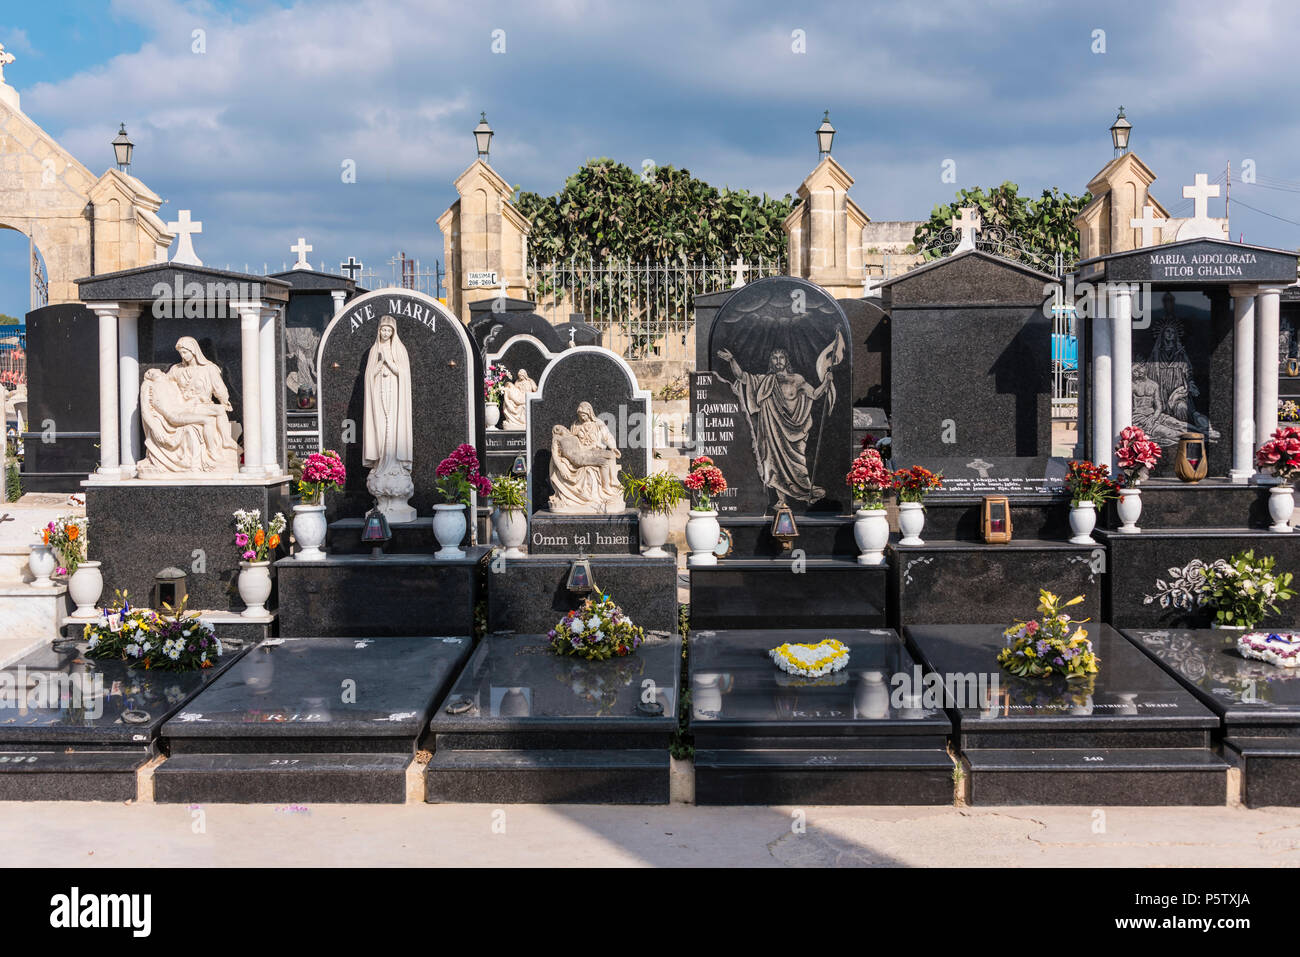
3;0;1300;317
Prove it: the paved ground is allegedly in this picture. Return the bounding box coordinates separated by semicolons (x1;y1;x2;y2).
3;801;1299;867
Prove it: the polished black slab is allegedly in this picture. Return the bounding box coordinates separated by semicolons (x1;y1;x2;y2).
0;751;150;802
0;640;249;749
1100;480;1273;531
963;748;1229;806
153;752;411;804
690;559;888;630
527;510;640;555
905;624;1218;743
162;636;472;753
427;633;678;804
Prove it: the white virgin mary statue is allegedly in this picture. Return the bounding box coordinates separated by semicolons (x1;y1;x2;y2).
363;315;416;523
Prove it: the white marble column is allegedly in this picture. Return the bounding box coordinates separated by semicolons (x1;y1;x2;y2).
238;305;263;476
1092;308;1113;471
1229;285;1258;483
93;304;121;478
117;306;141;478
1255;285;1284;482
330;289;347;316
1110;283;1133;472
259;306;279;475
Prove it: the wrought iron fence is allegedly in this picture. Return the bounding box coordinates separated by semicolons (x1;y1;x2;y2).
527;255;785;361
0;329;25;391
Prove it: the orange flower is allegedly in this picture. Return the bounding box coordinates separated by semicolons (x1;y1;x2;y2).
253;528;265;547
42;529;49;545
66;525;79;541
268;534;280;549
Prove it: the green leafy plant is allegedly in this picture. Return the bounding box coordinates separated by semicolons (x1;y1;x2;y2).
621;470;686;514
489;473;527;511
912;182;1090;266
1200;550;1296;628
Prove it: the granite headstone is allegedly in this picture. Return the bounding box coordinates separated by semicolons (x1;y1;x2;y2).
20;302;100;480
469;298;566;354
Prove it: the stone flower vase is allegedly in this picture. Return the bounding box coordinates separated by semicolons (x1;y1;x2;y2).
853;508;889;565
485;402;501;430
1268;485;1295;533
292;503;328;561
1116;488;1143;534
897;502;926;546
493;507;527;558
685;509;720;566
68;561;103;618
238;560;272;618
640;509;671;559
433;503;468;559
1068;501;1097;544
28;543;56;588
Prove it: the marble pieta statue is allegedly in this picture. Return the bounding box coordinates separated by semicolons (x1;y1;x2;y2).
363;315;416;523
548;401;625;513
500;368;536;431
138;337;241;475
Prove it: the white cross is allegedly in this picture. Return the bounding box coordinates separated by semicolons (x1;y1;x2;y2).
1182;173;1220;221
340;256;363;281
1130;204;1168;247
290;237;313;270
0;44;14;84
166;210;203;266
952;206;981;251
730;256;748;289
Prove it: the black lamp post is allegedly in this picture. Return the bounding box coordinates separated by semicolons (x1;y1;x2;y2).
816;110;835;159
1110;107;1131;157
474;112;493;158
112;123;133;172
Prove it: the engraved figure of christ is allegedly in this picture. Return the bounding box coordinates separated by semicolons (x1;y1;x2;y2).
717;338;842;504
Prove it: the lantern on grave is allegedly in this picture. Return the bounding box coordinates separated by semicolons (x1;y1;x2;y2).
361;508;392;557
771;504;799;552
566;557;598;594
981;496;1013;544
1175;432;1208;483
153;566;188;610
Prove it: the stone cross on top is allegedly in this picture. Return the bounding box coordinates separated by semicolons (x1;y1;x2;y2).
166;210;203;266
953;206;981;251
0;43;14;84
1130;204;1168;247
291;237;314;270
730;256;748;289
340;256;363;281
1175;173;1223;241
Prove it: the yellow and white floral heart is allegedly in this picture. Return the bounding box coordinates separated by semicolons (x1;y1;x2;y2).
769;639;850;678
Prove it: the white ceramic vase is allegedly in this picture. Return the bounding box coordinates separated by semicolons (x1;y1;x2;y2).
433;503;468;559
897;501;926;546
493;507;527;558
28;543;56;588
485;403;501;430
685;510;720;566
67;561;103;618
292;503;328;560
1116;488;1143;534
854;508;889;565
1268;485;1295;533
238;560;272;618
1068;501;1097;544
640;509;671;558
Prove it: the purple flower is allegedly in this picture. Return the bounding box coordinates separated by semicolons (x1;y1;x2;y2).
235;532;249;546
1053;656;1064;666
242;550;256;560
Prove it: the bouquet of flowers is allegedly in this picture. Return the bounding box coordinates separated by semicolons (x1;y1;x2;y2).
1280;400;1300;424
684;456;727;511
83;594;223;670
769;638;850;678
1065;459;1119;507
297;449;346;505
489;473;527;511
233;509;287;563
997;589;1099;680
484;363;512;405
43;515;87;576
548;594;645;661
435;443;492;505
1238;632;1300;668
1114;425;1162;485
84;592;157;660
847;448;892;509
1200;549;1296;629
892;465;943;503
1255;425;1300;483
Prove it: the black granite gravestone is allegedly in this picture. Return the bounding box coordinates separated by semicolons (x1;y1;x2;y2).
841;297;890;413
692;287;739;368
469;298;566;354
703;276;853;515
318;289;484;519
553;313;602;348
882;250;1058;492
488;334;559;389
20;303;100;488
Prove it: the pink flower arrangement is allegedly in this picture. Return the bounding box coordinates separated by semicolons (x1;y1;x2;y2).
484;363;512;404
846;448;892;508
1256;425;1300;482
684;456;727;510
1114;426;1162;485
435;443;492;505
298;450;347;505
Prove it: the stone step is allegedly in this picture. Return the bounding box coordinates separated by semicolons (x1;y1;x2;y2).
1224;736;1300;808
153;752;411;804
694;748;955;805
425;748;670;804
962;747;1229;806
0;750;149;802
0;583;68;667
